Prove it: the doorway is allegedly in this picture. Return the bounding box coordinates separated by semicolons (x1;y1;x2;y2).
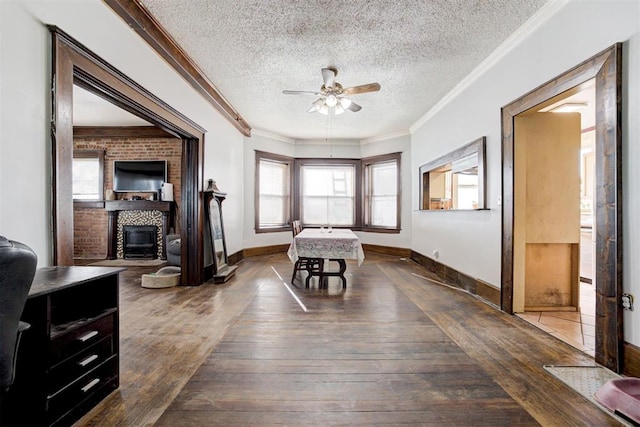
51;26;207;286
500;44;623;372
512;81;597;356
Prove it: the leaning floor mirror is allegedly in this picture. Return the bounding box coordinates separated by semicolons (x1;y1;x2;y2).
204;187;237;283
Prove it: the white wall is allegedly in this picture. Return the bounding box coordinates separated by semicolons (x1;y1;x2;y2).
0;0;245;265
243;132;412;250
410;0;640;345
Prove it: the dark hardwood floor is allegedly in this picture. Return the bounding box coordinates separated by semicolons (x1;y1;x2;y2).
75;252;621;426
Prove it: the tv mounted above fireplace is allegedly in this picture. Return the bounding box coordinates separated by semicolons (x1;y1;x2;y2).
113;160;167;193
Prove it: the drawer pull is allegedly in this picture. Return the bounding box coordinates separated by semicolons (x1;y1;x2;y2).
81;378;100;393
78;354;99;367
77;330;99;342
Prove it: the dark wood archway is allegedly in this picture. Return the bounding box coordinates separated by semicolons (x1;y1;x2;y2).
50;26;206;286
501;44;623;371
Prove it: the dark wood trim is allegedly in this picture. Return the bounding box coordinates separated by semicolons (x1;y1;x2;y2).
361;244;410;258
73;201;105;209
254;151;294;232
227;250;244;266
362;152;402;230
243;244;290;258
418;137;486;211
294;157;363;228
74;126;175;139
51;26;206;286
411;250;500;307
500;44;623;372
102;0;251;137
623;342;640;377
476;280;501;307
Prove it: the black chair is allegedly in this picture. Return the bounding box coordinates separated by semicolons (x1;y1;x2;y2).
0;236;37;390
290;220;322;287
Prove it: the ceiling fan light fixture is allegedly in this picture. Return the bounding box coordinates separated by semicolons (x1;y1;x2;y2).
308;98;324;113
334;104;345;115
340;98;352;109
318;104;329;115
325;94;338;107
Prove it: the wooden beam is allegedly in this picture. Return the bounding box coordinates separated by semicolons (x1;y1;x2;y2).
74;126;176;139
103;0;252;137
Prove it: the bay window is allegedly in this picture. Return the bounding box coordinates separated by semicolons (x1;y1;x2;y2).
255;151;401;233
255;151;292;232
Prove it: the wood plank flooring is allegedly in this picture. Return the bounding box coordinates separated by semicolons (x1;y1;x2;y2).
75;253;622;426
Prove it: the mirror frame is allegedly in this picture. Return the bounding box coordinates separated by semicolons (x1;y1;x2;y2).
418;137;487;211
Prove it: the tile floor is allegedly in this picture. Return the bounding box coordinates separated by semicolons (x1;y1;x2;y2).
517;228;596;356
517;281;596;356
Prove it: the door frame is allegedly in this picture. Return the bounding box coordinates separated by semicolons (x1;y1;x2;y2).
501;44;623;371
50;26;207;286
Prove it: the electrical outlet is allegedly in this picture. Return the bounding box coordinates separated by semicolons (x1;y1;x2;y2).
432;250;439;259
622;293;634;311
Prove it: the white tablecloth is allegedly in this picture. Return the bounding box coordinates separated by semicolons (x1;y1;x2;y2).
287;228;365;266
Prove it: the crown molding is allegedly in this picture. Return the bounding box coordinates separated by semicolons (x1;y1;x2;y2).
360;130;411;145
251;128;296;144
294;138;361;146
410;0;570;133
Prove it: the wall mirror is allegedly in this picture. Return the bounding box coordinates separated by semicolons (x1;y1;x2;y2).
419;137;486;210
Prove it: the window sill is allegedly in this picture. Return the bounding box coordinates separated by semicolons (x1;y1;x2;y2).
358;227;400;234
74;200;105;209
255;226;291;234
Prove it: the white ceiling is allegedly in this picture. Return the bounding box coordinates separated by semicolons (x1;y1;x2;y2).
73;85;151;126
133;0;551;141
76;1;554;139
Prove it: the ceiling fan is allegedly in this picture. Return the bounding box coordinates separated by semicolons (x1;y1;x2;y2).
283;67;380;115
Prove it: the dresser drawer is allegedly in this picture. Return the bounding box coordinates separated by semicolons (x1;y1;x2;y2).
46;355;118;424
49;313;115;366
48;335;115;393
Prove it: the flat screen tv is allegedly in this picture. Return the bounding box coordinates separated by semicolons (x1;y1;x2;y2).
113;160;167;193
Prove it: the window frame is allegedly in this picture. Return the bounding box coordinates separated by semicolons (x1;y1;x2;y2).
362;152;401;232
294;158;362;228
254;150;294;233
255;151;402;234
72;150;105;208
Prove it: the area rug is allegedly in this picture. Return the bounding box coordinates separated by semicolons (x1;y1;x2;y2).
89;259;167;267
544;365;631;426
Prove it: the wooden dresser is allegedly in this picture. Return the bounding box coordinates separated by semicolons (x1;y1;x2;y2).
2;266;123;426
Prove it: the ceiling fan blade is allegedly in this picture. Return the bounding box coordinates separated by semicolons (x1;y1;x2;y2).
283;90;321;95
307;98;325;113
321;67;336;88
347;101;362;112
343;83;381;96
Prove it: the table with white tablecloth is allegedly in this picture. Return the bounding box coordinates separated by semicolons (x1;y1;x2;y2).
287;228;364;288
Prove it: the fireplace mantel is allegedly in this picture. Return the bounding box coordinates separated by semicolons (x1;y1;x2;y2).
105;200;173;212
105;201;174;260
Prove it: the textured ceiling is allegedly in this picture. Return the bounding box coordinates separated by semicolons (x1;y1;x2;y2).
137;0;550;141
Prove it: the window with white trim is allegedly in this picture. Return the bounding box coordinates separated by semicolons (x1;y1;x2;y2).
73;150;104;201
